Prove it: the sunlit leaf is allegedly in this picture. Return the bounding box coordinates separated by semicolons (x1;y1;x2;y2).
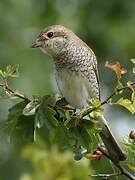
131;58;135;64
127;164;135;171
90;107;104;119
90;99;101;107
0;64;19;78
105;61;127;78
133;67;135;74
23;99;40;116
116;98;135;114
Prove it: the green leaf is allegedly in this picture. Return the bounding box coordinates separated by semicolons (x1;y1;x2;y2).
49;123;74;149
116;80;123;91
131;58;135;64
74;146;87;161
116;98;135;114
133;67;135;74
64;111;72;126
127;164;135;171
131;91;135;108
23;99;40;116
90;99;101;107
34;95;58;130
0;64;19;78
1;101;33;142
69;124;92;151
42;95;56;107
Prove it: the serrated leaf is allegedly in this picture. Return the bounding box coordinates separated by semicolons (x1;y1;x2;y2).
1;101;33;141
116;98;135;114
23;100;40;116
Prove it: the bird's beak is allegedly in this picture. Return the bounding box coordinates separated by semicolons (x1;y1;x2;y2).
31;39;42;48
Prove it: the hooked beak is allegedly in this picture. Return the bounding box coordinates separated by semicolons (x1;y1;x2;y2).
31;39;42;48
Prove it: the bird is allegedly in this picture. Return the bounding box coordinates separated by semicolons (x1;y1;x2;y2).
31;25;126;162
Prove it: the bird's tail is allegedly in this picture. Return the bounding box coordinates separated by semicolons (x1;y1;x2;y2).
98;115;126;162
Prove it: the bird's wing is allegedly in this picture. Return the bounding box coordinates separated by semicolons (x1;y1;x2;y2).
92;62;101;100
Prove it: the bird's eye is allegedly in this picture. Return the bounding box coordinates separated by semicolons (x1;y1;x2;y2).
47;32;53;38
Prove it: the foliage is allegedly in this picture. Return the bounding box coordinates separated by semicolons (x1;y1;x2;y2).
0;61;135;179
123;133;135;179
0;1;135;179
20;142;91;180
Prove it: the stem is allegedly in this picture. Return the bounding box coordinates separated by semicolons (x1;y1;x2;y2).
0;83;30;102
91;172;121;178
81;82;135;118
98;147;135;180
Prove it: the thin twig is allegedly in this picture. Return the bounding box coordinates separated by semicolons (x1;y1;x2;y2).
0;83;30;101
98;147;135;180
81;82;135;118
91;172;121;178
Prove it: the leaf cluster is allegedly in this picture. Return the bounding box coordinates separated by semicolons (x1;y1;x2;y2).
12;95;100;160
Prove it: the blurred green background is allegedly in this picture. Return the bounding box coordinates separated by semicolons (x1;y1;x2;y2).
0;0;135;179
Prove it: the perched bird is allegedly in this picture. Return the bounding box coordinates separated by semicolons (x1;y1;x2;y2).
31;25;126;162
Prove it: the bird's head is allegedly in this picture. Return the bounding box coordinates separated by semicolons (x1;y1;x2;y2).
31;25;75;57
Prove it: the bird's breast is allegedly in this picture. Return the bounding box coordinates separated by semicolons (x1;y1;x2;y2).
55;69;90;109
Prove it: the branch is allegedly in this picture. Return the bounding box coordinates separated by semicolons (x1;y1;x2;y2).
0;83;30;102
91;172;121;178
80;82;135;118
97;147;135;180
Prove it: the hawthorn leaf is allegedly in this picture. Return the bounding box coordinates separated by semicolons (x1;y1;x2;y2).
0;64;19;78
1;101;33;142
116;98;135;114
23;99;40;116
49;123;74;149
35;95;58;130
71;125;92;151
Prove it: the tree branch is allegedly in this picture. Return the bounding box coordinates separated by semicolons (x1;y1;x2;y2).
0;83;30;102
80;82;135;118
91;172;121;179
97;147;135;180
